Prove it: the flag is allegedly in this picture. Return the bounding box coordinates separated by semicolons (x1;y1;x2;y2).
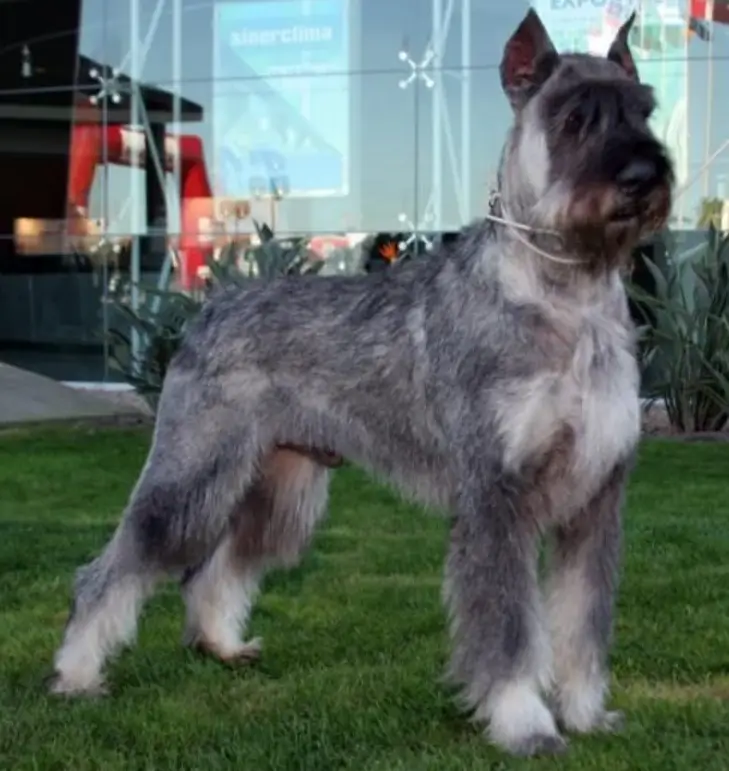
689;0;729;24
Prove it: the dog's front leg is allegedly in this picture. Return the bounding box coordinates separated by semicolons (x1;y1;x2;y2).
443;480;564;757
545;463;627;735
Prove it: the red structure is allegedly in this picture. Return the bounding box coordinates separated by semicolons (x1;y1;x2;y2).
67;123;214;288
690;0;729;24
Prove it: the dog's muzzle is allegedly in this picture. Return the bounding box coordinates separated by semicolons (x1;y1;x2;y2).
611;143;673;225
617;158;660;195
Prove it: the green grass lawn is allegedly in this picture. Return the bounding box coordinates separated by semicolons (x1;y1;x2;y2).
1;427;729;770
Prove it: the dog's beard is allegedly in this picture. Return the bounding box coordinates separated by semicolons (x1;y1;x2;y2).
635;182;673;237
531;178;671;263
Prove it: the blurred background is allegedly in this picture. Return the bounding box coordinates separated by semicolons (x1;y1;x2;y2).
0;0;725;381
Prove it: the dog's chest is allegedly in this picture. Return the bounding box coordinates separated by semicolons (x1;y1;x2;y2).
495;309;640;509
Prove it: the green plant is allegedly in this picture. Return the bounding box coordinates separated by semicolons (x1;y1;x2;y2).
108;222;323;409
241;222;326;280
628;226;729;432
107;285;199;409
697;196;725;230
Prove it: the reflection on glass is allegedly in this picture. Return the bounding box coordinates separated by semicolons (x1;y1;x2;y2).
1;0;727;384
212;76;350;203
213;1;350;201
99;66;417;247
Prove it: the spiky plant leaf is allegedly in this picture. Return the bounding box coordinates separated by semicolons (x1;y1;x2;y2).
628;228;729;432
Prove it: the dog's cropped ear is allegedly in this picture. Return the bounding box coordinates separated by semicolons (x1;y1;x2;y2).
607;12;639;81
500;9;559;110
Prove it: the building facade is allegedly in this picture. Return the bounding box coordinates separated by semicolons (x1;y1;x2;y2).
0;0;726;381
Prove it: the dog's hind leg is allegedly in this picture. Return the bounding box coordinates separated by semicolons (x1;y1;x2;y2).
181;448;331;664
49;405;262;696
443;481;564;757
48;520;159;696
180;536;263;664
546;464;626;735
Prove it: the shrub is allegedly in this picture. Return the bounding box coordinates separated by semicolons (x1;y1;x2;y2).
628;226;729;433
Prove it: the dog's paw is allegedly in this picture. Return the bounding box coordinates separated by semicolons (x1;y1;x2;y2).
511;732;568;757
588;709;625;734
560;708;625;735
219;637;263;666
190;636;262;666
46;672;108;698
594;709;625;734
487;681;567;757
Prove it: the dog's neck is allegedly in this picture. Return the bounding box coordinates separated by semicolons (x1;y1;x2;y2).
484;192;630;310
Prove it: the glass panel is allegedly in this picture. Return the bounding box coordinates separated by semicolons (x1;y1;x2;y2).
93;0;420;86
0;81;111;381
0;232;109;382
0;1;91;92
110;70;416;247
430;0;530;70
88;0;213;86
1;0;727;384
416;64;508;231
87;0;471;86
685;21;729;229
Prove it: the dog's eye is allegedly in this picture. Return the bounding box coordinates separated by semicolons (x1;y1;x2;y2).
564;111;583;134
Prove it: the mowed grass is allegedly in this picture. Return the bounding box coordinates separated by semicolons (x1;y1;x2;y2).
1;427;729;770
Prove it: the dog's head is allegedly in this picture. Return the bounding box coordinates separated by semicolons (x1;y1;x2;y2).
498;9;674;259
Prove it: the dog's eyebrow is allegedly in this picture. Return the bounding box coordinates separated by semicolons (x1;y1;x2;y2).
545;81;610;120
547;79;655;118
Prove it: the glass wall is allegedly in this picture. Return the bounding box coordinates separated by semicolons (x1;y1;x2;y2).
0;0;726;381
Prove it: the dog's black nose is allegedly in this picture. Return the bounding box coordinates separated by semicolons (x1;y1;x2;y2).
618;159;657;189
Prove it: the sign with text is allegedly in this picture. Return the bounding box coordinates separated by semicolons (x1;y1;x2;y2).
533;0;613;47
213;0;350;199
